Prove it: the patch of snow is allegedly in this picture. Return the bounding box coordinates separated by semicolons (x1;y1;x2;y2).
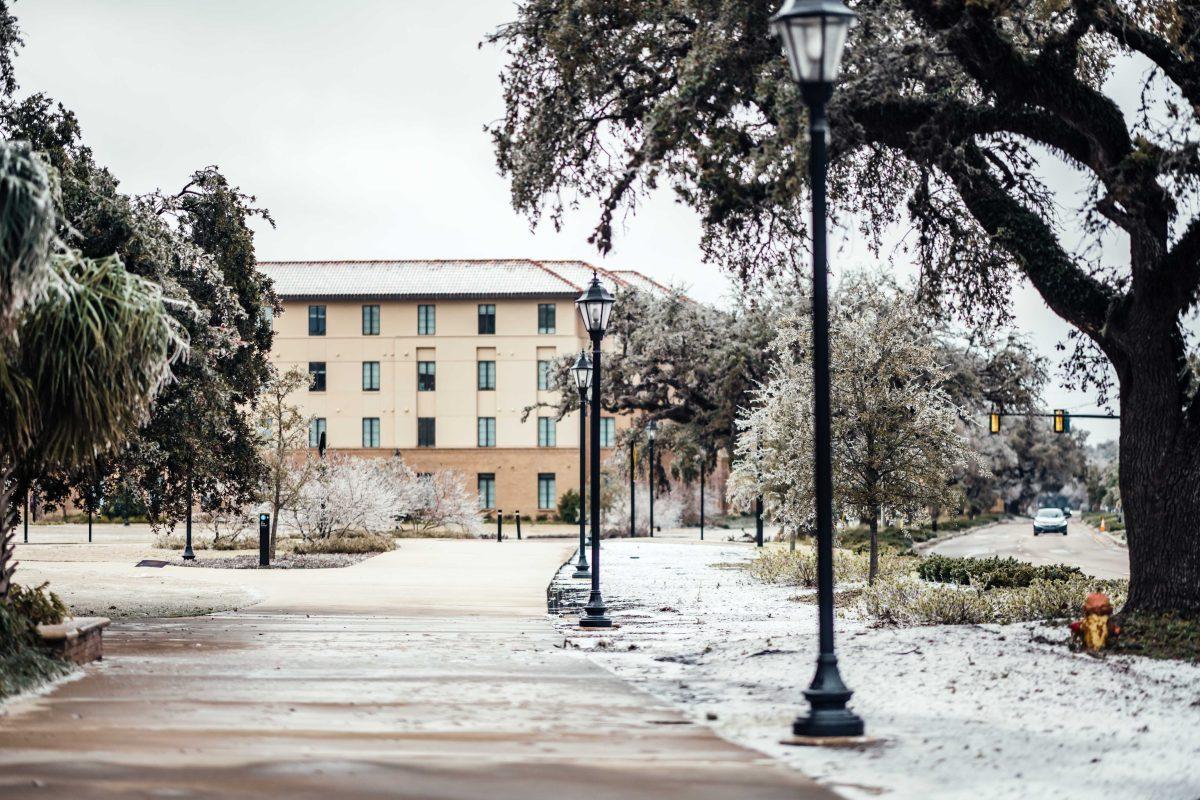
552;540;1200;800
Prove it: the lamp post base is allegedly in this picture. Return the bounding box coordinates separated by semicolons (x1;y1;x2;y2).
572;566;591;579
792;654;863;737
182;548;196;561
580;590;611;628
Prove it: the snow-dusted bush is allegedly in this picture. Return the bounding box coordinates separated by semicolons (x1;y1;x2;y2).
388;462;484;536
197;507;255;549
749;545;912;587
601;485;683;536
286;455;402;540
859;575;1130;626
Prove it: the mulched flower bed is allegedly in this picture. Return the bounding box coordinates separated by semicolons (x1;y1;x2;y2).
176;553;380;570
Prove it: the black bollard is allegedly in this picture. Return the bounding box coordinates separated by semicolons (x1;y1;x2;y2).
756;496;764;547
497;510;503;542
258;513;270;567
515;510;522;540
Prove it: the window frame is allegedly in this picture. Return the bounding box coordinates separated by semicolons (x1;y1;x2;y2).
537;360;553;391
538;303;556;334
362;361;380;392
361;417;380;448
361;304;380;336
308;361;326;392
417;304;436;336
477;416;496;448
477;360;496;391
537;416;556;448
477;303;496;335
417;417;436;448
537;473;556;510
308;417;327;448
477;473;496;509
600;417;616;448
308;305;326;336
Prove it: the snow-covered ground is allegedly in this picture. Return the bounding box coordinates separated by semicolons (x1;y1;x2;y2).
552;539;1200;800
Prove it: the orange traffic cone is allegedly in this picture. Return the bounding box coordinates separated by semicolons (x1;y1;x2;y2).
1099;517;1107;532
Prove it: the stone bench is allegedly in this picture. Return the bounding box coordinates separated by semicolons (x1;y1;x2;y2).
36;617;111;665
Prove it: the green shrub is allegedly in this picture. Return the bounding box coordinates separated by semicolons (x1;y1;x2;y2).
0;594;72;700
749;545;914;587
289;532;395;555
859;575;1129;626
8;582;67;626
917;554;1083;588
557;488;581;524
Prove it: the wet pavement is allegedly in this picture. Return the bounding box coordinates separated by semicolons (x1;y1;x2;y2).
0;539;832;799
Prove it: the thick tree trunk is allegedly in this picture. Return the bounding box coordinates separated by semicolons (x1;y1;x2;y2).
1118;333;1200;614
868;515;879;586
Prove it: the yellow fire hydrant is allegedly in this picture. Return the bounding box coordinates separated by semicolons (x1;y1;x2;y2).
1070;592;1120;651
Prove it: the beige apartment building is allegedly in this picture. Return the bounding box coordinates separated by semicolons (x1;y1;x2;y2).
259;259;666;516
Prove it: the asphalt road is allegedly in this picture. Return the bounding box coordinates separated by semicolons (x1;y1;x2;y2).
926;517;1129;579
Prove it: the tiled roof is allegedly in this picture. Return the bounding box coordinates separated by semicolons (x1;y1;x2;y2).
259;259;668;300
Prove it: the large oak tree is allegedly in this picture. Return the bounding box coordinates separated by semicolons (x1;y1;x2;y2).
490;0;1200;613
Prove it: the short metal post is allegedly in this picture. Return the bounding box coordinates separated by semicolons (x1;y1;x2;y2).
515;510;522;540
497;510;503;542
23;491;29;543
182;465;195;560
700;461;706;541
258;513;270;567
88;508;93;543
756;496;764;547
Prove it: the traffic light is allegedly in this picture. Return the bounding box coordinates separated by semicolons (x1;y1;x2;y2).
1053;409;1070;433
989;412;1001;435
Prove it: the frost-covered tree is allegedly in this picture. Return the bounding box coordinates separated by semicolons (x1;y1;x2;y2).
731;276;981;581
286;455;401;541
386;462;484;536
257;367;313;557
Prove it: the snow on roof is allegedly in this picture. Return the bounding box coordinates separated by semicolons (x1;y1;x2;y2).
259;259;670;300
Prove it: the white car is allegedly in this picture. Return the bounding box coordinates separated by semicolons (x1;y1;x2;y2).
1033;507;1068;536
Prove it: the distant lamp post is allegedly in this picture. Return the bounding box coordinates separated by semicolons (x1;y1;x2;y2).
571;350;592;579
699;447;707;541
647;420;657;538
772;0;864;738
182;463;195;561
576;273;615;628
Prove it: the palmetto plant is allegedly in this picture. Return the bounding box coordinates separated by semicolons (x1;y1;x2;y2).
0;141;185;600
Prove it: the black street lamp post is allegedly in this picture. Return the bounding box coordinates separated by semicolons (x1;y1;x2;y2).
576;273;614;628
629;436;636;538
772;0;864;738
647;421;657;538
699;447;706;541
182;462;195;561
571;351;592;579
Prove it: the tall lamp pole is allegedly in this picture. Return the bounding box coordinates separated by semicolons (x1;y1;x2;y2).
577;273;615;628
629;435;636;538
571;351;592;579
647;421;657;538
699;448;706;541
772;0;863;738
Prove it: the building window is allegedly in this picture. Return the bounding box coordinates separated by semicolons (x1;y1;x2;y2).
308;361;326;392
362;361;380;391
417;361;436;392
477;360;496;391
308;418;326;448
262;306;274;331
418;304;435;335
362;304;380;335
537;417;556;447
477;417;496;448
478;473;496;510
362;417;380;448
537;360;553;391
308;305;326;336
600;417;616;447
478;303;496;334
538;303;556;334
417;417;436;448
538;473;556;510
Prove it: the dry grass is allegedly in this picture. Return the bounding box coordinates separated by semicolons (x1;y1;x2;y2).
288;532;395;555
748;545;914;587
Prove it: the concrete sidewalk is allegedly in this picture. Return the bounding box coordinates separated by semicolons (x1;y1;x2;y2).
0;539;833;799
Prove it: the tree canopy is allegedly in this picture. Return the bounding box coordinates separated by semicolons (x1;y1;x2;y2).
491;0;1200;612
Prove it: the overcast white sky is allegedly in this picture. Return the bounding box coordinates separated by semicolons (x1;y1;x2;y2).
15;0;1136;441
